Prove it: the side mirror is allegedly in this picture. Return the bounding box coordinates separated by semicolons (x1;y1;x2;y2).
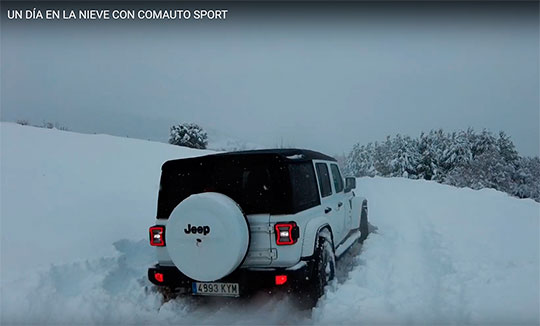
344;177;356;193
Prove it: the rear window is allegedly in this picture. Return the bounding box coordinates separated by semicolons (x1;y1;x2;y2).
288;162;320;212
315;163;332;198
157;156;291;218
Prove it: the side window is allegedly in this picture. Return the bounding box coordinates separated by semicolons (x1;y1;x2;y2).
289;162;320;212
315;163;332;198
330;164;344;193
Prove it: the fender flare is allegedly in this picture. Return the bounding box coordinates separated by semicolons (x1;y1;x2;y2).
350;194;366;229
300;216;334;257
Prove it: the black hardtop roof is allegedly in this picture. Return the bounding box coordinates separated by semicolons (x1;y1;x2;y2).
211;148;336;161
162;148;336;170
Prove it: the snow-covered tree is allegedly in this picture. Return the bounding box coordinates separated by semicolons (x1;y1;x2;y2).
496;131;519;165
169;123;208;149
441;130;473;172
345;143;377;177
471;129;496;159
373;138;393;177
416;131;438;180
445;148;514;192
346;128;539;202
388;134;420;178
512;156;540;201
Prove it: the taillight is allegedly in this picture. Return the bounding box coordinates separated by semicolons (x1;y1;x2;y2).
149;226;165;246
275;275;288;285
275;222;299;245
154;272;164;283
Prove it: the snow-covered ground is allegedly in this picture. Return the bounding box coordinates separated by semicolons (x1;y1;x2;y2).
314;179;539;325
1;122;539;325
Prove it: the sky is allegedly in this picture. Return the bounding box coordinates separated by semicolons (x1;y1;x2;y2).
1;2;539;156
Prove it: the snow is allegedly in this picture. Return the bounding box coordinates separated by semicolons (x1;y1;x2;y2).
1;122;539;324
0;123;213;283
286;154;305;160
314;178;539;325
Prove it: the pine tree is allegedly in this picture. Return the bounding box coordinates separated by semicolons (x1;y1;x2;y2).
374;138;392;176
168;123;208;149
389;134;420;178
512;157;540;201
417;131;437;180
496;131;519;165
345;143;376;177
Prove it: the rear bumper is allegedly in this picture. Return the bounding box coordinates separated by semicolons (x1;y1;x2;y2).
148;262;312;292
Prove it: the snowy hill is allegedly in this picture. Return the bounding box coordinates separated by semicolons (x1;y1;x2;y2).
0;123;214;282
1;123;538;324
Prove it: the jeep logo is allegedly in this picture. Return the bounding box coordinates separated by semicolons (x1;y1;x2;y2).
184;224;210;236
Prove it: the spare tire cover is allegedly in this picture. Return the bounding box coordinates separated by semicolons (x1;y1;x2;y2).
166;192;249;282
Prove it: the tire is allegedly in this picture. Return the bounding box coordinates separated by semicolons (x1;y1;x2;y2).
295;231;335;308
359;200;369;243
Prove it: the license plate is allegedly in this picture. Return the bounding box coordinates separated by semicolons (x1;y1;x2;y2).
192;282;240;297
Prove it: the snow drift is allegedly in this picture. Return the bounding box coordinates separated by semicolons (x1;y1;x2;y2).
1;123;538;324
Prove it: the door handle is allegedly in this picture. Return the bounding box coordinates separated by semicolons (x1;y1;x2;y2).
325;207;332;214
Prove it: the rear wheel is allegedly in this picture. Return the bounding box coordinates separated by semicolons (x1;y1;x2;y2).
359;200;369;243
294;231;335;308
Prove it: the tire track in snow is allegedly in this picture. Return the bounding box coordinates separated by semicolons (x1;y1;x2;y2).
416;220;470;323
313;198;471;324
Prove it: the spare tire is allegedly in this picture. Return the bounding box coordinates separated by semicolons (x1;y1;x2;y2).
165;192;249;282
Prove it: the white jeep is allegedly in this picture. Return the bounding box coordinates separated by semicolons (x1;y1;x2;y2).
148;149;369;306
